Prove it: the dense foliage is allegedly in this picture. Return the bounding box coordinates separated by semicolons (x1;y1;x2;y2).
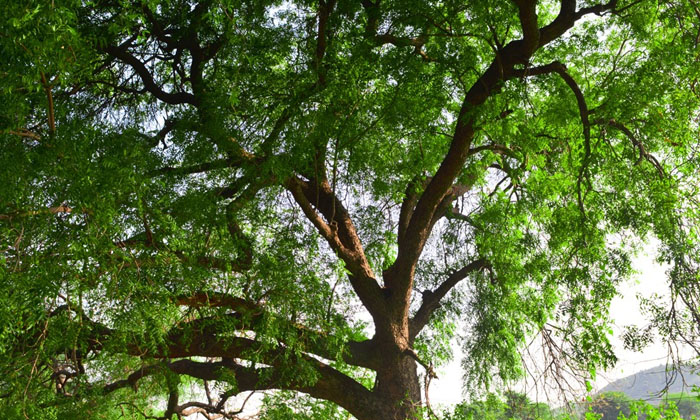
1;0;700;419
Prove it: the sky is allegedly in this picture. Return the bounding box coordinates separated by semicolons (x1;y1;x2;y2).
428;241;693;408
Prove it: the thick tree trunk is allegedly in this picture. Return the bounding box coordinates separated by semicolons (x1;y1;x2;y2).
348;356;421;420
372;356;422;420
353;288;423;420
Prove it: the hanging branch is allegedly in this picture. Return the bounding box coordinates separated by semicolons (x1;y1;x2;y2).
40;72;55;134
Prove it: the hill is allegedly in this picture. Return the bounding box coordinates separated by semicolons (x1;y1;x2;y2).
600;364;700;403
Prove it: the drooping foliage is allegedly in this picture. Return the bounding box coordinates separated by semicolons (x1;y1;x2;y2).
1;1;699;419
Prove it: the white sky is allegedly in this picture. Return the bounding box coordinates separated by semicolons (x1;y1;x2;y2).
428;242;695;408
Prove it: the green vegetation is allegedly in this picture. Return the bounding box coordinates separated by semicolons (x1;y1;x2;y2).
1;0;700;419
445;391;700;420
446;391;555;420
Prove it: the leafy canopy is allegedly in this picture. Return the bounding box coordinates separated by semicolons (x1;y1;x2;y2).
1;0;699;419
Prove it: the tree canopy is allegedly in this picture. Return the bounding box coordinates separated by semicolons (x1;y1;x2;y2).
1;1;699;419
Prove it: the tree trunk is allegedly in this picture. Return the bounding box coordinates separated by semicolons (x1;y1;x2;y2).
372;356;422;420
355;291;423;420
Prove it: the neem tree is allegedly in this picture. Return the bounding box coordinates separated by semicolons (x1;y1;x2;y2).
1;1;699;419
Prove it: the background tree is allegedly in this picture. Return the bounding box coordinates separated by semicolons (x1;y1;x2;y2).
1;1;700;420
504;391;554;420
447;391;554;420
587;392;633;420
447;393;509;420
671;395;700;419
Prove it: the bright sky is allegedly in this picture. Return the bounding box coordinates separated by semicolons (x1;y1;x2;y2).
428;242;692;408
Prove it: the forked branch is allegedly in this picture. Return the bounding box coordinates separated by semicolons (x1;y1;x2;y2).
409;258;489;339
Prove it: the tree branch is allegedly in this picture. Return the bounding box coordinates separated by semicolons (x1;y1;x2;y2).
148;158;235;177
513;60;591;216
373;3;620;300
169;359;378;420
6;129;41;140
467;143;519;157
385;0;604;301
409;258;489;339
286;176;385;317
40;72;55;134
173;292;380;369
0;205;73;221
102;354;378;419
102;43;198;106
398;177;422;245
539;0;619;48
512;0;540;58
596;119;665;177
315;0;337;85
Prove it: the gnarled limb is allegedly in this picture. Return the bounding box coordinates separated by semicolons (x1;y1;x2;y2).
165;358;377;420
42;300;381;415
98;337;378;419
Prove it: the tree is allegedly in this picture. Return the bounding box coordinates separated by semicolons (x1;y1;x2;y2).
448;393;509;420
447;391;554;420
1;1;699;419
587;392;633;420
504;391;554;420
672;397;700;419
618;399;689;420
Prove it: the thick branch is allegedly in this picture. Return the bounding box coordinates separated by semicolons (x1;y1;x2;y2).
539;0;618;48
168;359;378;420
286;176;384;317
103;354;377;419
512;0;540;57
48;298;379;377
102;43;198;106
409;258;489;339
315;0;337;85
103;365;161;393
398;177;422;244
361;1;435;61
173;292;380;369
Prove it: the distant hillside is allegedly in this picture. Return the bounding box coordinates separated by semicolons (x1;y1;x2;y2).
600;364;700;402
